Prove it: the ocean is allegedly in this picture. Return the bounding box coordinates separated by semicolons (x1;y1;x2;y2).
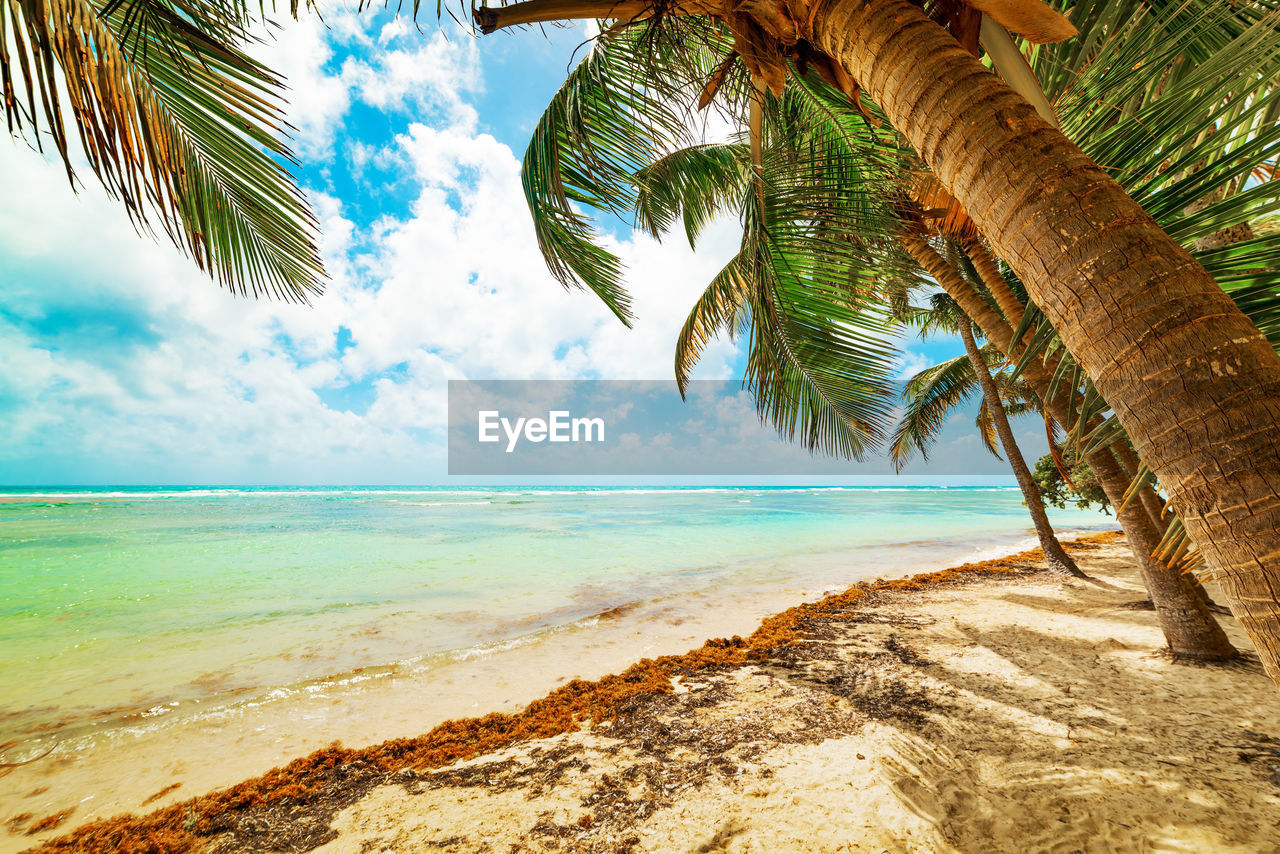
0;486;1113;755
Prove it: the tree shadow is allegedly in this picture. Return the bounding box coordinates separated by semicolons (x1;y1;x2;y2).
758;575;1280;853
882;621;1278;852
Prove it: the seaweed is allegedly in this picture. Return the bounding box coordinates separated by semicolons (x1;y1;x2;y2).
141;784;183;807
27;810;74;835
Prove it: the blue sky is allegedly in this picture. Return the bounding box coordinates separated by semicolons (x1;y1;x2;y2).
0;9;1045;485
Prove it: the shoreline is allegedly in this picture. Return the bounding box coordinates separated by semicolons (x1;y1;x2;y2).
1;524;1087;752
3;531;1104;849
2;487;1114;756
14;528;1280;852
1;523;1108;846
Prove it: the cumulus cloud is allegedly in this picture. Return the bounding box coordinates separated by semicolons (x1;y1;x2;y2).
0;15;743;483
343;30;481;124
894;348;935;381
3;10;1013;484
255;15;353;160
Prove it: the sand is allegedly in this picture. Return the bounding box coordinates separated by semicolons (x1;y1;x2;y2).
14;536;1280;852
2;528;1067;851
0;571;850;853
314;540;1280;853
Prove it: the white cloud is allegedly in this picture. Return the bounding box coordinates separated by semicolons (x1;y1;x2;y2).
341;30;481;127
895;348;934;381
0;15;743;483
256;15;353;160
322;112;741;388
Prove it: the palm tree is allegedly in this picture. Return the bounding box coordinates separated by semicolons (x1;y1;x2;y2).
482;0;1280;679
890;289;1085;578
669;65;1240;658
514;4;1272;659
957;306;1086;577
1;0;324;299
906;232;1239;658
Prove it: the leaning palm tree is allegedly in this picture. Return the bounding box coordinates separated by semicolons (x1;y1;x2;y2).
956;312;1087;576
908;227;1241;657
482;0;1280;681
514;3;1280;660
2;0;324;299
553;49;1238;658
890;289;1085;578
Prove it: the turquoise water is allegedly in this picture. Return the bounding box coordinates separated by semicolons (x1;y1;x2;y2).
0;486;1112;744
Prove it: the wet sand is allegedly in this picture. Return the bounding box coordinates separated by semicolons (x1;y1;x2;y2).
315;538;1280;853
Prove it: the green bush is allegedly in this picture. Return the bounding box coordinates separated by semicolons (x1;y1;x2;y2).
1032;447;1111;514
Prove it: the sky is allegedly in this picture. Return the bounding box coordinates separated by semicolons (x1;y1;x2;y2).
0;7;1050;485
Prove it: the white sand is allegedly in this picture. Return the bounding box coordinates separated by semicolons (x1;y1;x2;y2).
313;541;1280;853
0;572;840;852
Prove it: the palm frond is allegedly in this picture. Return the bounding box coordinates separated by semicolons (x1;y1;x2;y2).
673;255;748;393
974;396;1003;459
1044;2;1280;302
734;184;903;458
3;0;323;298
633;141;749;247
722;78;918;458
1033;0;1278;103
889;352;976;470
521;18;742;325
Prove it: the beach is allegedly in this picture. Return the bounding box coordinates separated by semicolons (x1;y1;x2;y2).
9;532;1280;852
0;487;1111;851
1;486;1108;746
5;0;1280;849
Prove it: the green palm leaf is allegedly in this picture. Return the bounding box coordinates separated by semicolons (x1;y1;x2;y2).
674;254;749;393
2;0;324;299
890;353;977;470
521;19;742;325
633;141;749;247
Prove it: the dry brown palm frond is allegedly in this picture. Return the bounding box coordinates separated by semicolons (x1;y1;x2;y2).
908;172;979;241
966;0;1076;44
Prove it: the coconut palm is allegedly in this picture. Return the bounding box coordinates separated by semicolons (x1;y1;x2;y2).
601;72;1241;658
513;1;1280;659
908;231;1239;657
1;0;324;299
483;0;1280;679
891;288;1086;578
957;305;1086;576
525;19;919;456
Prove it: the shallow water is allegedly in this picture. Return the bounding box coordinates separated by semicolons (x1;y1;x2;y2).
0;486;1111;752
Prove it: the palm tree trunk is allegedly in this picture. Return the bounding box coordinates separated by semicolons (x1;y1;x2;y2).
957;321;1086;578
964;241;1223;610
1108;440;1169;534
962;239;1026;333
1087;450;1236;659
808;0;1277;680
903;233;1238;660
964;240;1183;545
1108;441;1217;608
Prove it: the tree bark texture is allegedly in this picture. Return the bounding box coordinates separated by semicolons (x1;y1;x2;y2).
902;233;1238;660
